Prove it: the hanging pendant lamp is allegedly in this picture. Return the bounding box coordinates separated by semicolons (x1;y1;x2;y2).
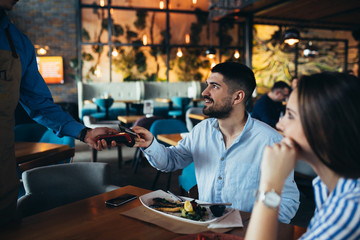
284;28;300;45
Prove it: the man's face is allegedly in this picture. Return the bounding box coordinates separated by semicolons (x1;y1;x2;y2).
274;88;290;102
0;0;18;10
201;72;234;119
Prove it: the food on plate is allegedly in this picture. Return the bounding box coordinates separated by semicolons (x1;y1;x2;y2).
181;200;206;221
149;198;207;221
149;197;182;212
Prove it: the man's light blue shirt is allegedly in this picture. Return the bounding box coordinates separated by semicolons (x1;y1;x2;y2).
143;115;300;223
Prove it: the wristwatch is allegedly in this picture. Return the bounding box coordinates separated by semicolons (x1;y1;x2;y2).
255;189;281;209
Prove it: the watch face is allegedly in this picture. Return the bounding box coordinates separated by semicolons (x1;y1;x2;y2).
264;191;281;208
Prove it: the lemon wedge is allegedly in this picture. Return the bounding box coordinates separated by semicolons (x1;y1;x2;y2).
184;200;193;212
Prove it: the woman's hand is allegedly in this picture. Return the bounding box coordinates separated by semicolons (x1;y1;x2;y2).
260;137;298;192
131;126;154;148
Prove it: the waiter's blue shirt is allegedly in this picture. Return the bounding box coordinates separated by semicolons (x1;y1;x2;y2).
0;12;84;138
143;115;300;223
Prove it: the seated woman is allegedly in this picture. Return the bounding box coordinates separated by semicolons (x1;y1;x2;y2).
245;72;360;240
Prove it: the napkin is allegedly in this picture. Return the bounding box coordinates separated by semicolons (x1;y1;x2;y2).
208;209;243;229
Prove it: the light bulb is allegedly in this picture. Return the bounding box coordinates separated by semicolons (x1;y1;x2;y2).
94;65;101;77
142;34;148;45
99;0;105;7
176;48;183;57
208;53;215;59
37;47;47;55
185;34;190;44
284;38;299;46
192;0;197;4
159;0;164;9
211;62;216;68
234;50;240;59
112;49;118;57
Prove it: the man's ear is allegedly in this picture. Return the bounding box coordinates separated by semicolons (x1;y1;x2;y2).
234;90;245;104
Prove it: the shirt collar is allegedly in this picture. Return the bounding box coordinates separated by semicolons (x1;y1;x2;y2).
313;176;360;209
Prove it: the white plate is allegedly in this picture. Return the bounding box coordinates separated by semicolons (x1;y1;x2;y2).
139;190;233;226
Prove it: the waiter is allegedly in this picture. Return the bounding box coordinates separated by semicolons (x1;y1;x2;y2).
0;0;117;226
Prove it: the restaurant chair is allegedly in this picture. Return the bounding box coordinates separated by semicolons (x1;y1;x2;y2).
14;123;75;198
178;162;197;198
83;115;123;168
185;107;203;131
168;97;191;121
17;162;120;218
91;97;114;120
149;119;188;191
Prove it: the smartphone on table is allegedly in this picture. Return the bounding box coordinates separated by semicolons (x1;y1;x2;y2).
105;194;137;207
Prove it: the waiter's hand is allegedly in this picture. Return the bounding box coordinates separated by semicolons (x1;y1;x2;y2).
84;127;119;151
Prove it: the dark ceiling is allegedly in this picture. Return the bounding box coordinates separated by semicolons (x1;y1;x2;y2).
211;0;360;32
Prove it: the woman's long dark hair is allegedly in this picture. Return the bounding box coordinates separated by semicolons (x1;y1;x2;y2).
297;72;360;178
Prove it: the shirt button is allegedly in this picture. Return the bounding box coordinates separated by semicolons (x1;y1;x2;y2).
221;158;224;161
148;150;151;153
218;176;222;180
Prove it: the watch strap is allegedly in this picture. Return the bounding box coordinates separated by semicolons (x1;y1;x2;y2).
79;127;91;142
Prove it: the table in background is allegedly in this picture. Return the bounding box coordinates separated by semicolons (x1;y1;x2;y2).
188;113;207;121
117;115;145;125
15;142;74;172
155;98;204;110
0;185;301;240
115;100;143;115
157;133;182;146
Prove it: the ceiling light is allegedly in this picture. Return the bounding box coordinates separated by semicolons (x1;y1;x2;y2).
284;28;300;45
234;50;240;59
142;34;148;45
185;34;190;44
205;47;216;59
176;48;183;58
159;0;164;9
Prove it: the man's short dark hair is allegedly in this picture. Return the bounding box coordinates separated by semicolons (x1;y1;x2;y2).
211;62;256;103
271;81;291;91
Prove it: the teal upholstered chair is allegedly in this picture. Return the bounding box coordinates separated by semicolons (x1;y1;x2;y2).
91;97;114;120
168;97;191;121
149;119;188;191
178;162;197;195
17;162;120;218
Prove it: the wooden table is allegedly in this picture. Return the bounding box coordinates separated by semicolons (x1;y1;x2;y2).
117;115;145;125
0;185;302;240
115;100;143;115
157;133;182;146
188;113;207;121
15;142;74;172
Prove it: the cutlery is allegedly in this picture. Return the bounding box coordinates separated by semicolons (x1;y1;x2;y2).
166;190;232;206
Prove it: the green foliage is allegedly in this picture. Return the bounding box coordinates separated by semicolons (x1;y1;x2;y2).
113;24;124;37
82;29;90;41
134;10;147;30
135;51;146;73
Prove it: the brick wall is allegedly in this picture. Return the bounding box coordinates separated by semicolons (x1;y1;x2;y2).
8;0;78;103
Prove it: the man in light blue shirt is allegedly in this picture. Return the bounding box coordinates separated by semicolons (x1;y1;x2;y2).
133;62;299;223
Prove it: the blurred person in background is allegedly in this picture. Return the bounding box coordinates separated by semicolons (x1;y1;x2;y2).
251;81;291;128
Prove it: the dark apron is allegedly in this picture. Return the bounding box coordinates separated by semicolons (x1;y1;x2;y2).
0;28;21;225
